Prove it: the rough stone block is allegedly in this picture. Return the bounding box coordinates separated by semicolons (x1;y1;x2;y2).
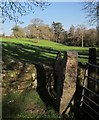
55;51;78;114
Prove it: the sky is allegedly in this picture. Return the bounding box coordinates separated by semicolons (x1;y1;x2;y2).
1;2;96;35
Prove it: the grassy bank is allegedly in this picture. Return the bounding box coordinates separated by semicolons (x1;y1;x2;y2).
1;37;97;64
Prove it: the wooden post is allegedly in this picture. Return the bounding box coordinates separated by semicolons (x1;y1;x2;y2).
88;48;97;96
97;2;99;47
89;48;96;65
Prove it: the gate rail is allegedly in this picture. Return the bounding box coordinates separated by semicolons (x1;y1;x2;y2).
80;63;99;120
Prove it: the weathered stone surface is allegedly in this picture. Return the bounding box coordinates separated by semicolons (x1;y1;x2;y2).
54;51;78;114
17;81;32;90
2;87;7;95
2;59;37;94
77;63;86;86
59;51;78;114
32;80;37;89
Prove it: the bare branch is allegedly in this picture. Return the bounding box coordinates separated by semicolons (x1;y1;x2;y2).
0;0;50;23
83;0;99;26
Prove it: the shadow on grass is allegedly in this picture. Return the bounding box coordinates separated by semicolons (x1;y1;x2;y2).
2;42;59;65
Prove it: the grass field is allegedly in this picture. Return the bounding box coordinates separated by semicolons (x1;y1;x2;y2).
1;37;99;64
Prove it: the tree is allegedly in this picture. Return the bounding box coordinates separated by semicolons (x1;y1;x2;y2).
25;19;54;40
25;24;39;38
67;25;75;46
2;33;5;38
1;0;50;23
76;24;86;47
83;0;99;25
12;25;25;38
69;25;75;37
37;25;55;40
83;0;99;46
31;18;44;26
84;28;97;46
52;22;65;42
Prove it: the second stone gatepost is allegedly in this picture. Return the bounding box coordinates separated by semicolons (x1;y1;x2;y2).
54;51;78;114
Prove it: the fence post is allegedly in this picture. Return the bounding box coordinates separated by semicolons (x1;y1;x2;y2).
54;51;78;114
88;48;97;97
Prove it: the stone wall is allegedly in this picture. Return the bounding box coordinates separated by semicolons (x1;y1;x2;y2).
2;58;54;97
2;59;37;95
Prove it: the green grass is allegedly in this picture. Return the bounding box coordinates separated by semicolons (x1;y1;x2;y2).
2;37;98;64
2;89;56;118
2;89;74;119
1;37;89;51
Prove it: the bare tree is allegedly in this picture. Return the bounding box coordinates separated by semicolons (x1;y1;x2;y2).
78;24;86;47
31;18;44;26
83;0;99;46
83;0;99;25
0;0;50;23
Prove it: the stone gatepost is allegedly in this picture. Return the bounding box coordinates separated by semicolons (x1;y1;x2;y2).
54;51;78;114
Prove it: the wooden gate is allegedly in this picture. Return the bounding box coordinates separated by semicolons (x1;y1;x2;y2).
80;63;99;120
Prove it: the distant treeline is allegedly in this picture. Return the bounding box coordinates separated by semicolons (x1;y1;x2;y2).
3;18;98;47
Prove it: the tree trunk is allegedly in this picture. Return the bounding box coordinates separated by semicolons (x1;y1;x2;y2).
81;32;84;47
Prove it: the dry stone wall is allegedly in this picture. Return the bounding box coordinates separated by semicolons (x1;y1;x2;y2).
2;59;37;95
